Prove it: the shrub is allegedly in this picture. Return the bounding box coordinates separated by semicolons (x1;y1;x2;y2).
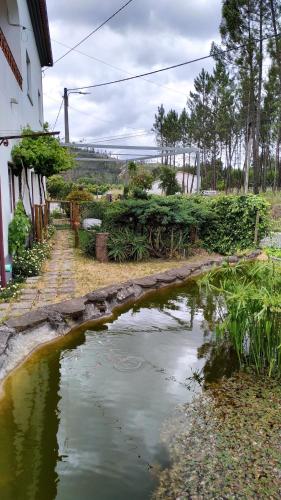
108;229;149;262
12;240;52;280
8;201;31;256
78;194;270;260
159;166;181;195
79;201;110;221
201;195;269;254
66;187;94;202
79;229;97;257
47;175;73;200
0;281;22;302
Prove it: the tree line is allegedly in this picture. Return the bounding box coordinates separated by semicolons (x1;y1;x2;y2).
153;0;281;193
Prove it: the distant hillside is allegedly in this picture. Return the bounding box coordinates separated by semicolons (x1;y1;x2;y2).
63;148;124;184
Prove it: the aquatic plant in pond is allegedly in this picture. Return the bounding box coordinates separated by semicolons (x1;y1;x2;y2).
200;261;281;376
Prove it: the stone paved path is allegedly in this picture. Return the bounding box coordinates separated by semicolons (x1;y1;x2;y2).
0;230;76;322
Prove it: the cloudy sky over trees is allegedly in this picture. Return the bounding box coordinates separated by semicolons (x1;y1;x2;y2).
44;0;221;144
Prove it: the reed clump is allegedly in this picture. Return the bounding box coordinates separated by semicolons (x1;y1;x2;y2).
201;261;281;377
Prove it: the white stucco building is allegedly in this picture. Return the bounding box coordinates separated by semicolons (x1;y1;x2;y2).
0;0;52;284
150;171;199;195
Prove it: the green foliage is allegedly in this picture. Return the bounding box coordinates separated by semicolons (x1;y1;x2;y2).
12;126;74;178
66;187;94;202
201;261;281;377
78;194;270;260
102;196;214;258
108;229;149;262
8;201;31;256
79;200;110;220
159;166;181;195
78;229;97;258
265;247;281;259
201;195;270;254
47;175;73;199
12;240;52;280
0;281;22;302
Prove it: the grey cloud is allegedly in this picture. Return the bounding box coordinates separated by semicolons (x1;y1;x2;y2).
47;0;221;40
43;0;221;144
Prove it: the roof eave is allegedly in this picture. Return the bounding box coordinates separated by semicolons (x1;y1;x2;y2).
27;0;53;67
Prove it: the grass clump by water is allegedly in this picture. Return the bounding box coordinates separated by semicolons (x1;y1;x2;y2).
200;261;281;377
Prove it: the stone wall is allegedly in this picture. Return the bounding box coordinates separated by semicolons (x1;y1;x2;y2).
0;251;261;385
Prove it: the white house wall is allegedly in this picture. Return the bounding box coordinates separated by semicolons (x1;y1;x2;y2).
0;0;45;257
150;172;199;195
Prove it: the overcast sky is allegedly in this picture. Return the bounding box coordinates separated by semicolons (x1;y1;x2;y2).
43;0;222;149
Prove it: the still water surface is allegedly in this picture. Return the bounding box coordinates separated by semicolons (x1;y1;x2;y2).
0;282;234;500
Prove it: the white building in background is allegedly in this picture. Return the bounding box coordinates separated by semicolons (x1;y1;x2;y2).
0;0;52;283
150;171;199;195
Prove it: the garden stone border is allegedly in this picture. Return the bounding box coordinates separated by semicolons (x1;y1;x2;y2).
0;251;261;386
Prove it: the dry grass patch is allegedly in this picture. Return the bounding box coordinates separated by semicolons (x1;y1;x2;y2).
73;249;216;297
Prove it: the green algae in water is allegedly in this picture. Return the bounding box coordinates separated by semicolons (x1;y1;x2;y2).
154;373;281;499
0;281;238;500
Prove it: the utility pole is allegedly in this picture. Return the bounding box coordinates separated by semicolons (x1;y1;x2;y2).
63;88;90;144
63;88;69;143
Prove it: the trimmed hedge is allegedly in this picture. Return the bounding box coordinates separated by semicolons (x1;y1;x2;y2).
79;195;270;260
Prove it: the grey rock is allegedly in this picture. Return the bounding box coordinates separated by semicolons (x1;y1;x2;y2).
116;285;143;303
0;327;15;355
154;273;177;284
51;298;86;319
5;309;49;332
134;276;158;288
227;256;239;263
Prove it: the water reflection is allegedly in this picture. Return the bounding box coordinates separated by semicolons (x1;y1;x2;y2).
0;280;236;500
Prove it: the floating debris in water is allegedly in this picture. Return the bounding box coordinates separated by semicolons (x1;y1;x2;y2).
154;373;281;499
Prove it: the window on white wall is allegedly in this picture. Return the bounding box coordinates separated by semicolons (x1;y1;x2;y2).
26;51;32;104
38;90;43;125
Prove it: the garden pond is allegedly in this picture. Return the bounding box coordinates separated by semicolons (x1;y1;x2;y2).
0;279;239;500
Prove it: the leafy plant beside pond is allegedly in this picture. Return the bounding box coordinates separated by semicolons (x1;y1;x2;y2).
108;229;149;262
265;247;281;259
201;261;281;376
79;194;269;261
8;201;31;256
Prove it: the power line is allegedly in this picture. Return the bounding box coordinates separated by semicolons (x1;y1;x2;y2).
52;0;135;66
68;32;281;91
52;98;64;131
49;37;187;97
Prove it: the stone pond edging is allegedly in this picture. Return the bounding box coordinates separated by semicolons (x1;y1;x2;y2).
0;251;261;386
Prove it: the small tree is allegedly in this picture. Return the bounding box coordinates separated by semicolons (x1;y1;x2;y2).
12;125;74;203
47;175;73;200
66;186;94;202
159;166;181;195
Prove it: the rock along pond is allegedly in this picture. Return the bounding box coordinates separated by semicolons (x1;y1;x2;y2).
0;279;237;500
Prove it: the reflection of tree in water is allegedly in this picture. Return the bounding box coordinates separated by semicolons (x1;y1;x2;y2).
198;341;239;384
0;333;86;500
0;354;61;500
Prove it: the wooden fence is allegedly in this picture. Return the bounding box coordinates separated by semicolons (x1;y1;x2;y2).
33;201;81;243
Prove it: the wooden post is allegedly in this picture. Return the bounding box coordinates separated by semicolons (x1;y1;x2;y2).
73;221;80;248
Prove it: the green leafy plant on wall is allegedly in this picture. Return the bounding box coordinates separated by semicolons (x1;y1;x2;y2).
8;201;31;256
11;125;74;204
